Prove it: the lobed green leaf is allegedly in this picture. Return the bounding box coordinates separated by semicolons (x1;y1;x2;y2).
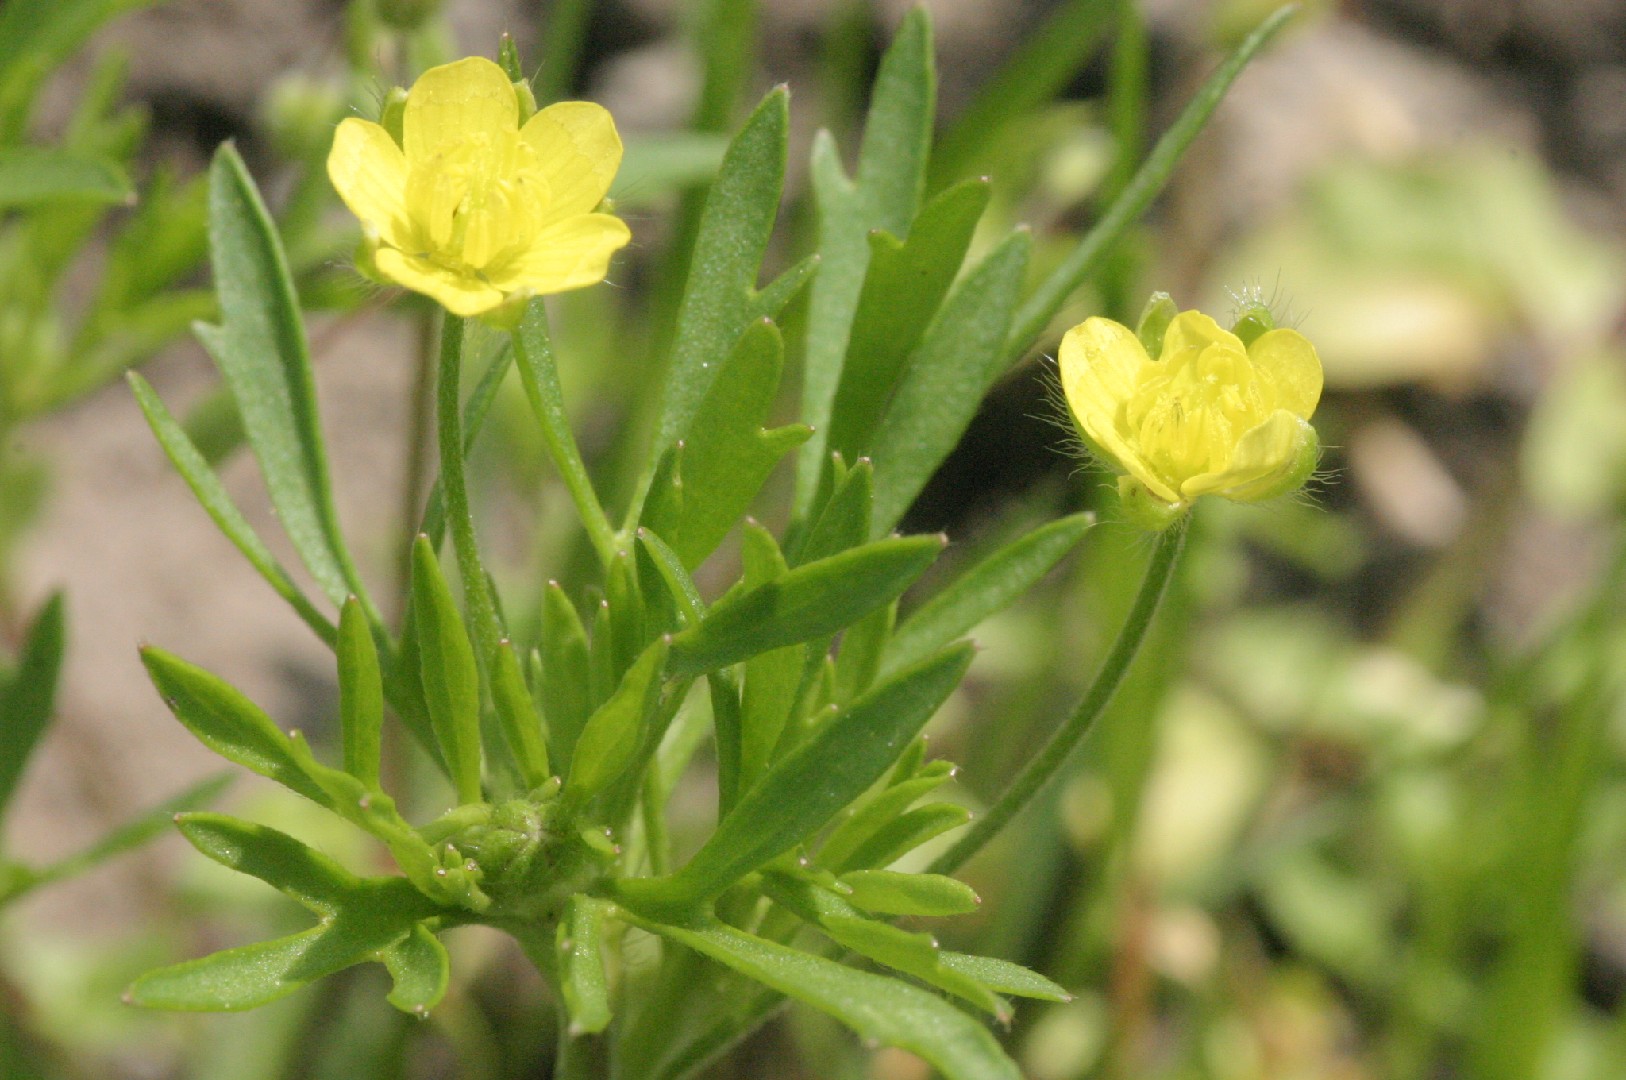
883;512;1094;677
838;869;980;917
667;535;945;677
867;230;1032;535
196;144;363;610
618;643;973;909
618;913;1020;1080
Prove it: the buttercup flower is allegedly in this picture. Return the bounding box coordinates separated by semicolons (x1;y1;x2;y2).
327;56;630;317
1059;304;1322;528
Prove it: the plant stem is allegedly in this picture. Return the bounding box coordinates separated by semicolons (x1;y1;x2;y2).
511;304;621;565
436;313;505;664
928;520;1187;876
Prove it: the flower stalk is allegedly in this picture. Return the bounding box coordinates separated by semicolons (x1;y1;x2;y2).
929;520;1188;876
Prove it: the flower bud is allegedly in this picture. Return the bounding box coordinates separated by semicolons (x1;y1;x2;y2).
379;85;408;146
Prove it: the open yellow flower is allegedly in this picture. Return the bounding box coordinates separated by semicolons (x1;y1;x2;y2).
1059;308;1322;525
327;56;630;317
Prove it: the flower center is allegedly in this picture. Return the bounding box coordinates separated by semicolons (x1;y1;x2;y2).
404;132;551;274
1123;343;1269;488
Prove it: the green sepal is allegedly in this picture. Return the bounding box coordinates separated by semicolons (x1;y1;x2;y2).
1229;298;1276;347
1116;477;1189;532
1136;290;1177;357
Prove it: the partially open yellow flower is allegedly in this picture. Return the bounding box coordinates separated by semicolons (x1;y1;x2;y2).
1059;308;1322;526
327;56;630;317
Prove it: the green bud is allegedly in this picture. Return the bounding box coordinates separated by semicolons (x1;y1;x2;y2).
498;33;526;82
1230;301;1276;347
1136;291;1177;359
263;75;346;161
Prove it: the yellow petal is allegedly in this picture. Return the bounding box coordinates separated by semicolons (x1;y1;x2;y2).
1058;318;1179;503
327;118;411;249
403;57;518;164
488;213;631;294
1180;410;1311;501
374;248;504;316
1247;328;1323;420
520;101;623;223
1158;310;1241;362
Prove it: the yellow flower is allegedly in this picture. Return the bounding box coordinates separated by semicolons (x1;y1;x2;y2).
1059;308;1322;525
327;56;630;317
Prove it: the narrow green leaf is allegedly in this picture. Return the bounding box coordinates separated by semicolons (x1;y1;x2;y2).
825;179;991;466
0;0;160;138
794;8;936;513
138;647;479;909
839;869;980;917
635;529;704;627
643;321;812;568
937;952;1071;1003
0;593;64;824
605;547;646;677
928;0;1114;189
832;600;893;702
668;535;945;677
337;597;382;789
746;255;820;324
650;88;788;460
883;512;1094;677
709;672;744;816
141;647;330;807
565;638;670;803
610;133;731;207
0;147;131;206
557;895;613;1034
129;373;336;645
619;643;972;909
617;914;1021;1080
762;871;1005;1019
818;768;955;872
410;537;483;804
382;924;451;1016
840;802;971;872
588;599;616;709
540;582;593;775
491;640;551;788
867;230;1032;535
175;813;356;914
197;144;363;609
1003;6;1299;361
793;458;872;568
6;774;230;905
740;640;802;798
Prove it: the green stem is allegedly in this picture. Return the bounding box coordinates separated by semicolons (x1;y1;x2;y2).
928;521;1187;876
436;313;505;664
511;305;621;565
1001;5;1296;365
397;307;439;611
